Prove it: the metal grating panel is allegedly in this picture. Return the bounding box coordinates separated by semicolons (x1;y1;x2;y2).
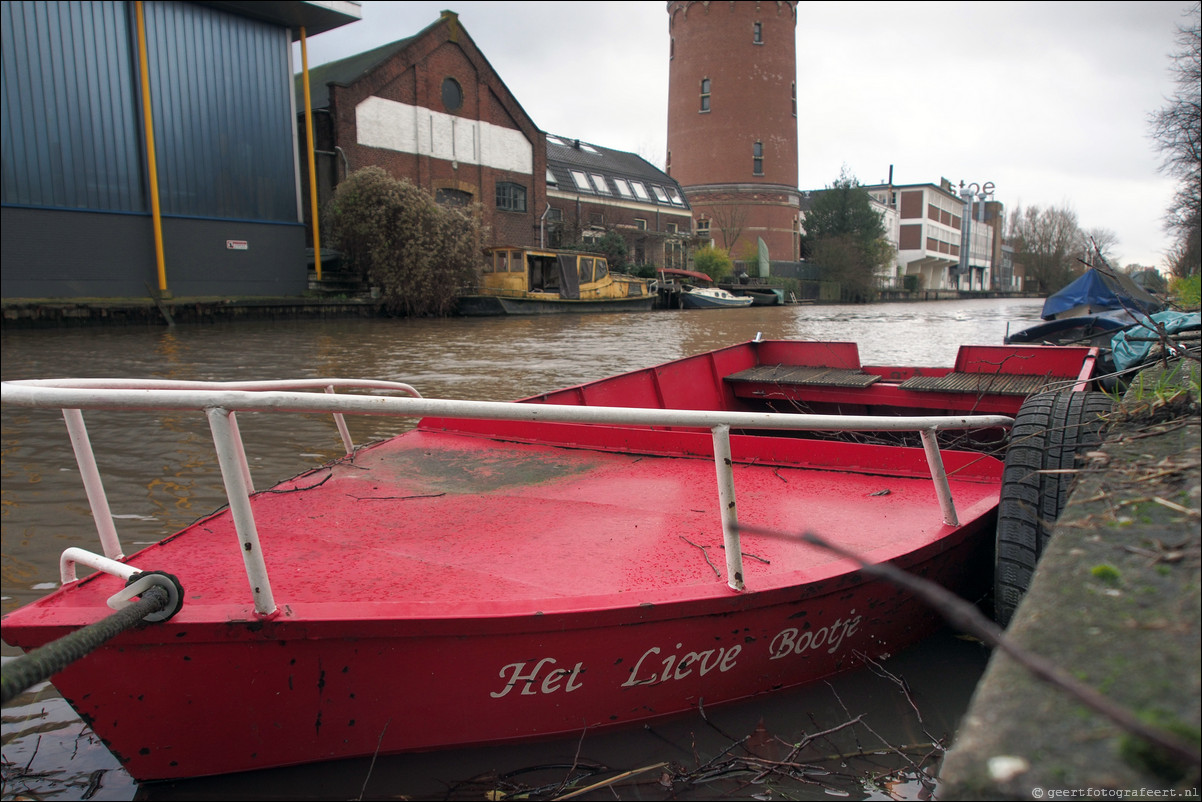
899;372;1050;396
726;366;881;388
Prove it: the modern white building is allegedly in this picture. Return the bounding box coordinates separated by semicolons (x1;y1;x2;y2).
864;180;997;291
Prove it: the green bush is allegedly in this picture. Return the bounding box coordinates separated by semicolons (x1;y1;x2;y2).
1170;274;1200;310
326;167;486;317
591;231;629;273
693;245;733;282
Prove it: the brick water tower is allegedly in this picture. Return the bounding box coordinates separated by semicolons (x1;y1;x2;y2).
667;0;800;265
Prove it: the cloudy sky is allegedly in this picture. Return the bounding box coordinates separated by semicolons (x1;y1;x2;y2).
295;1;1196;270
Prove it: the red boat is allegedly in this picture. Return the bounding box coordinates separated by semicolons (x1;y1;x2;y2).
0;340;1099;782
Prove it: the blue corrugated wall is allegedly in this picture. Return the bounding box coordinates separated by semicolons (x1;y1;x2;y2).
1;1;305;299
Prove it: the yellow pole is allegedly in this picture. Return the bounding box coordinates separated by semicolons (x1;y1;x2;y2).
300;27;322;281
135;1;168;295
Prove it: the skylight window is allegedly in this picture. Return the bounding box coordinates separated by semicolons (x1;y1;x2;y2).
668;188;684;205
614;179;634;198
546;169;558;186
571;170;592;191
547;136;566;147
581;143;599;154
631;182;650;201
651;185;670;203
591;174;610;194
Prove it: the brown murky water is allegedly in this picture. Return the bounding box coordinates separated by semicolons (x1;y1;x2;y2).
1;299;1044;800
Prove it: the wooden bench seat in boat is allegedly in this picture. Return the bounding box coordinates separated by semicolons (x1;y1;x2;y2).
721;342;1097;416
724;365;881;389
896;372;1052;397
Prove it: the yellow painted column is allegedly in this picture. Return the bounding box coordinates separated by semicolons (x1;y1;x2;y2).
135;1;168;295
300;27;322;281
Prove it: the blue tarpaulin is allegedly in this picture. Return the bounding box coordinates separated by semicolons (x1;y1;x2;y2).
1041;268;1163;320
1111;310;1202;372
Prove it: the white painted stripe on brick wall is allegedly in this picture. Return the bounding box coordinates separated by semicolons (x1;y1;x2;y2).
356;96;532;174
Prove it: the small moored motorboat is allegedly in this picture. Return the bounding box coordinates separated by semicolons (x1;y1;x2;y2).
0;340;1102;781
679;285;754;309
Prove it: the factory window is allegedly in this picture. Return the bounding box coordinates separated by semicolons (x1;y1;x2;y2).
495;182;527;212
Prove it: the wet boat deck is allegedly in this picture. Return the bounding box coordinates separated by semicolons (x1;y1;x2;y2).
30;428;1004;626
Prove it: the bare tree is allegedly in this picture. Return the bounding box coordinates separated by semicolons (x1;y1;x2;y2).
1148;4;1200;276
1081;227;1121;266
705;202;749;253
1007;204;1083;293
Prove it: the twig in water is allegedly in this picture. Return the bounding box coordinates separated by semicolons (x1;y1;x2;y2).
551;726;590;798
552;762;668;801
857;651;940;746
356;719;389;802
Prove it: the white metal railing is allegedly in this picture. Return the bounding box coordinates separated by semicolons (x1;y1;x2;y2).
2;378;1014;613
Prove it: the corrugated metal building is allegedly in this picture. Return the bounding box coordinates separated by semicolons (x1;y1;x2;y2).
1;1;359;299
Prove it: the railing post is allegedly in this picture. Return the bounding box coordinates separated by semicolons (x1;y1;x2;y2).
62;409;124;560
226;412;254;494
920;428;959;526
711;424;745;591
206;407;277;616
326;385;355;455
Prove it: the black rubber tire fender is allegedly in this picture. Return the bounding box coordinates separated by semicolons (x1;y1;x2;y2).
993;390;1113;626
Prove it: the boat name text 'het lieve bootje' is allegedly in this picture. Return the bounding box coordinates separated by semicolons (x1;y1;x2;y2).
490;612;864;698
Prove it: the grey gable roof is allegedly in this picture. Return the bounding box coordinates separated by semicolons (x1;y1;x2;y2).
546;135;689;211
296;36;417;111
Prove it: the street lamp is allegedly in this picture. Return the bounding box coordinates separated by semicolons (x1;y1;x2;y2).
957;180;994;290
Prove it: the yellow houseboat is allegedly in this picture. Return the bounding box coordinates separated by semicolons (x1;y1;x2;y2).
457;246;656;315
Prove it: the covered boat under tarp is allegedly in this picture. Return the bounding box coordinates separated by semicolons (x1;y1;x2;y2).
1041;265;1164;320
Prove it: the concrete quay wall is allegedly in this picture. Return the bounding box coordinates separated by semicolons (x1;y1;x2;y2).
941;361;1201;799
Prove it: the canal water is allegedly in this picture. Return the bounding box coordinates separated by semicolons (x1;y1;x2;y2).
1;298;1045;800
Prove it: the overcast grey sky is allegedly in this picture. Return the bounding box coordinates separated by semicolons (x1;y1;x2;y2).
295;1;1196;270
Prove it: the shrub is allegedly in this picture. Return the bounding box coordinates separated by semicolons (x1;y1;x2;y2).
1170;274;1200;309
592;231;630;273
693;245;733;282
326;167;486;317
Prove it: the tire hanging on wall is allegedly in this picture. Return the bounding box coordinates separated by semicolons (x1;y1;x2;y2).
993;390;1114;627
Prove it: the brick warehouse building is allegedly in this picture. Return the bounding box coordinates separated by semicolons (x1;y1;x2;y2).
666;0;801;267
299;11;547;253
300;11;691;269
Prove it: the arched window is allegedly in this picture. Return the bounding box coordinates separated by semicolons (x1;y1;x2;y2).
436;188;471;207
441;77;463;112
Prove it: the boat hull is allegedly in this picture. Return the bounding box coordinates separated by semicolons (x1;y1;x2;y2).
457;293;655;315
24;516;991;781
679;291;754;309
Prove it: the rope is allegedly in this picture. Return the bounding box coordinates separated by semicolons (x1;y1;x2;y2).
1;585;169;706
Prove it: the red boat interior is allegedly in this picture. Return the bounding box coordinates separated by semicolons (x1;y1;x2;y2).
3;341;1097;636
